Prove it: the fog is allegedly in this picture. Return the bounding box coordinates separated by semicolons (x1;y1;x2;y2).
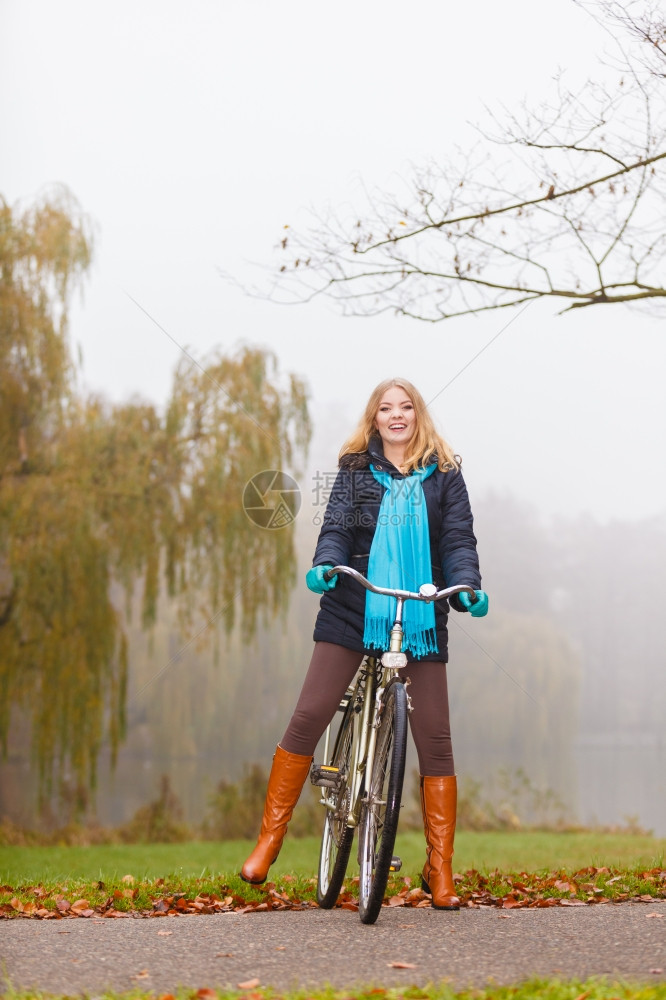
1;0;665;833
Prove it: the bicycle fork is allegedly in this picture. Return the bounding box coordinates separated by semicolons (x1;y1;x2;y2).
363;667;400;809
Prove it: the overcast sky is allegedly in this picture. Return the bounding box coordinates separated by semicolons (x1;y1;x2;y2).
2;0;665;523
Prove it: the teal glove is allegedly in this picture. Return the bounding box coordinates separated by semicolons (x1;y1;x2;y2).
306;564;337;594
459;590;488;617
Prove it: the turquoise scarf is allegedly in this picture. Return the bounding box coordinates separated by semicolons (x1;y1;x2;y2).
362;463;439;659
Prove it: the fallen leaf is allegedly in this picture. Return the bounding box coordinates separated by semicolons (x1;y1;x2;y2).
406;887;427;900
157;930;173;936
196;990;218;1000
132;970;150;980
121;875;135;884
216;953;233;958
238;979;260;990
646;913;664;919
388;962;417;969
553;879;577;893
650;969;663;974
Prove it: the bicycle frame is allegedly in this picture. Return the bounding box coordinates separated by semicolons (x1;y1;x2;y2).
318;569;475;823
319;657;400;829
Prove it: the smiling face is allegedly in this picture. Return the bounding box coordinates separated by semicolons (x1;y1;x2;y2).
373;385;417;453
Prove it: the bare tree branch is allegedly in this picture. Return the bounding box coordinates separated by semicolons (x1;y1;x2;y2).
260;1;666;323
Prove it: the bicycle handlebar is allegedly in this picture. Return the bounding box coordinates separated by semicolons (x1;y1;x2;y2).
323;565;478;604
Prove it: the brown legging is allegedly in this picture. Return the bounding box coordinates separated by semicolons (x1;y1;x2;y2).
281;641;454;776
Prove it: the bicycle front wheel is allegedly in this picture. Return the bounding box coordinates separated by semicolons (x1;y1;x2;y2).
357;678;408;924
316;697;355;908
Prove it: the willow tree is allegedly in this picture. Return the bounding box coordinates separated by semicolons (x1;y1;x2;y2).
0;189;310;807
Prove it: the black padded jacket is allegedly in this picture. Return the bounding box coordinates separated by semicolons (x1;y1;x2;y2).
311;436;482;662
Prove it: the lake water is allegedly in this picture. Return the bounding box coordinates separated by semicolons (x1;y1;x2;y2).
575;742;666;836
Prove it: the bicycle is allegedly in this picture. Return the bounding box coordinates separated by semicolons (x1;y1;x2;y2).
310;565;477;925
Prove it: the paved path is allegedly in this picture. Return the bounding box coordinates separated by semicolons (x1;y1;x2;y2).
2;902;665;994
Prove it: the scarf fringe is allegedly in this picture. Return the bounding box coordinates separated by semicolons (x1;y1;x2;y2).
363;618;439;659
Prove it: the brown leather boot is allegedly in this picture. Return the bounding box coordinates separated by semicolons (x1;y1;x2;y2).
420;774;461;910
239;745;312;885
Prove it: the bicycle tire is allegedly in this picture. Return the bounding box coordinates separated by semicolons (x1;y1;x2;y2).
357;678;408;924
316;697;356;908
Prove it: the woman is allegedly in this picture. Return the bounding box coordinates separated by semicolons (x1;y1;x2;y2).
240;378;487;910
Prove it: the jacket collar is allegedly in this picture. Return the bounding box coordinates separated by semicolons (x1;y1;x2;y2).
368;435;404;478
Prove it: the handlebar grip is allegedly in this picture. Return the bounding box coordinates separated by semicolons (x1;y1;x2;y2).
323;567;336;582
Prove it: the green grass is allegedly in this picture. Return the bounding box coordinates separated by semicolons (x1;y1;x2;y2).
3;838;664;999
1;831;663;917
2;979;666;999
1;830;664;883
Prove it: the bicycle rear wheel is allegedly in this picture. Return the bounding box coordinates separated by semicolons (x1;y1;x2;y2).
316;696;355;908
357;678;408;924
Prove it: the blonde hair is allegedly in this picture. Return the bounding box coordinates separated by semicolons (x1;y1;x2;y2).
339;377;460;473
